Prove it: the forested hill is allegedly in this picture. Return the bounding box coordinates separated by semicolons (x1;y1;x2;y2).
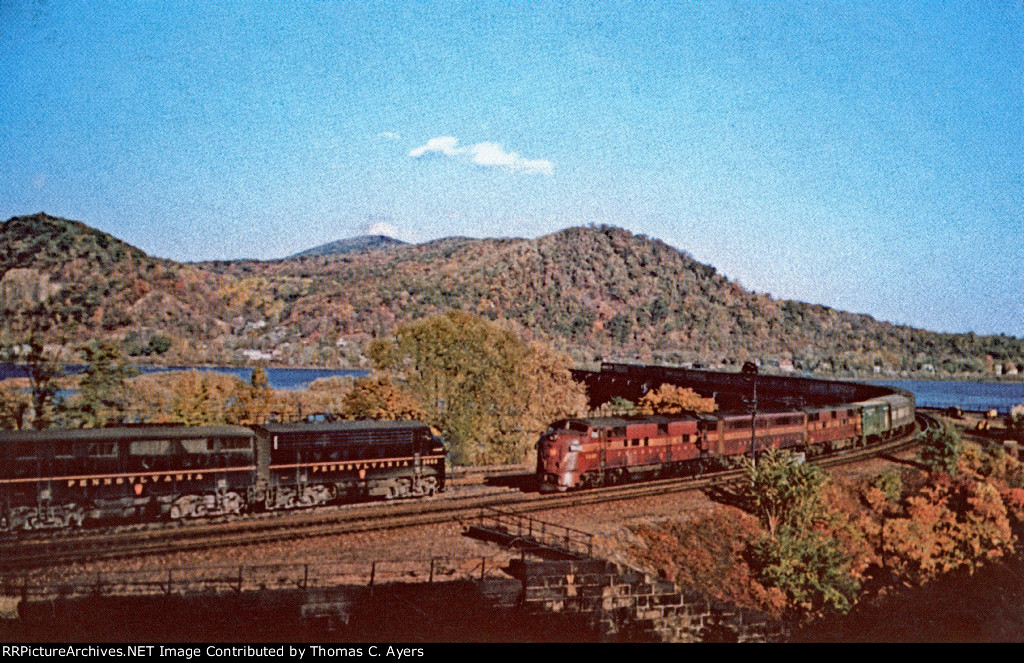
289;234;407;258
2;213;1021;377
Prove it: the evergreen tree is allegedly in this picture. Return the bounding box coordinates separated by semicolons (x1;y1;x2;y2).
65;339;137;427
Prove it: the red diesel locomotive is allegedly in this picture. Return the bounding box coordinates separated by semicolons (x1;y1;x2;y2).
536;399;906;492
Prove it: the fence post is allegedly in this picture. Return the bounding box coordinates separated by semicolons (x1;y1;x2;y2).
369;561;376;589
303;564;309;590
480;556;486;581
429;558;435;584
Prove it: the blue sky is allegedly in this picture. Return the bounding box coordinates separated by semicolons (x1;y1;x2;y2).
1;2;1021;337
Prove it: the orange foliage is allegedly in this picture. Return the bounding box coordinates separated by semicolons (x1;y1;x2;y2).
636;383;717;415
881;476;1014;585
629;507;786;616
816;481;880;580
342;376;427;421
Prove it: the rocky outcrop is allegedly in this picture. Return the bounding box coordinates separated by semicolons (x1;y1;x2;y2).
0;268;57;309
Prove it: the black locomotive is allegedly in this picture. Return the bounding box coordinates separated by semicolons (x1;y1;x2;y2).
0;420;446;531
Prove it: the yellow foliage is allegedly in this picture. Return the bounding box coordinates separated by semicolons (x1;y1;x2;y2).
343;375;426;421
0;379;32;430
126;371;243;425
637;383;717;415
372;311;587;465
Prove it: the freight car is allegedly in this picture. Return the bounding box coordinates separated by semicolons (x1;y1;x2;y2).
0;421;446;531
537;391;915;492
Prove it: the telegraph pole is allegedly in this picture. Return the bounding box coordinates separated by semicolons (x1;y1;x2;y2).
742;361;759;468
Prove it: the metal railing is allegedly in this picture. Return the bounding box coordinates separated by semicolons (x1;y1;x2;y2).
0;555;507;602
469;507;594;559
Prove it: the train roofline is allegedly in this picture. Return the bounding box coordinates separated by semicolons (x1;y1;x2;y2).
255;420;433;434
0;425;255;444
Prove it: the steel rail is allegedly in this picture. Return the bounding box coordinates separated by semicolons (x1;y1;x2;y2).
0;414;937;571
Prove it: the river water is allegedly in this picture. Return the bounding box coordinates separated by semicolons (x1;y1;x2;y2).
0;363;369;391
3;362;1021;412
867;379;1024;414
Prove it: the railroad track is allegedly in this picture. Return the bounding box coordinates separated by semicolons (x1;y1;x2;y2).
0;415;936;571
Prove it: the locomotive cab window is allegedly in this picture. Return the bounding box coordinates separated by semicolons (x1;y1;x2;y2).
88;442;117;457
130;440;171;455
180;438;212;454
219;438;251;452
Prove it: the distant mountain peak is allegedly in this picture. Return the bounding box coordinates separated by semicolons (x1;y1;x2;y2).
289;234;407;259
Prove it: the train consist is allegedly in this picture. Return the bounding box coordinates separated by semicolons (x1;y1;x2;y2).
0;420;446;531
0;361;917;529
536;392;915;492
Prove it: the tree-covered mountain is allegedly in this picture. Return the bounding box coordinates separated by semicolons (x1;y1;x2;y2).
2;213;1022;377
289;234;407;259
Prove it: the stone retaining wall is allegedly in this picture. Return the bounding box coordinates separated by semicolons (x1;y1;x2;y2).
515;559;787;642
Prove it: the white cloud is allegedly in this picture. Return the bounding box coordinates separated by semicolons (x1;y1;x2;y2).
362;221;403;239
408;136;553;175
408;136;461;158
515;158;554;176
378;131;401;140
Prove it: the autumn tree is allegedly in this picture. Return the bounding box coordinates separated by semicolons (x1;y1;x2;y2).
738;449;862;618
367;311;587;465
62;339;137;428
21;336;66;429
125;370;242;425
629;508;785;615
227;367;274;424
0;380;32;430
637;383;717;415
879;476;1014;585
748;526;862;618
268;375;352;423
343;375;427;421
738;449;828;537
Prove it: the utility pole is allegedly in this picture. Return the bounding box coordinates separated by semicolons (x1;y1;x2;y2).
742;361;759;468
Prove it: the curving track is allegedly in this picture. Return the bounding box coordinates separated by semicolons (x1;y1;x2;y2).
0;413;939;572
